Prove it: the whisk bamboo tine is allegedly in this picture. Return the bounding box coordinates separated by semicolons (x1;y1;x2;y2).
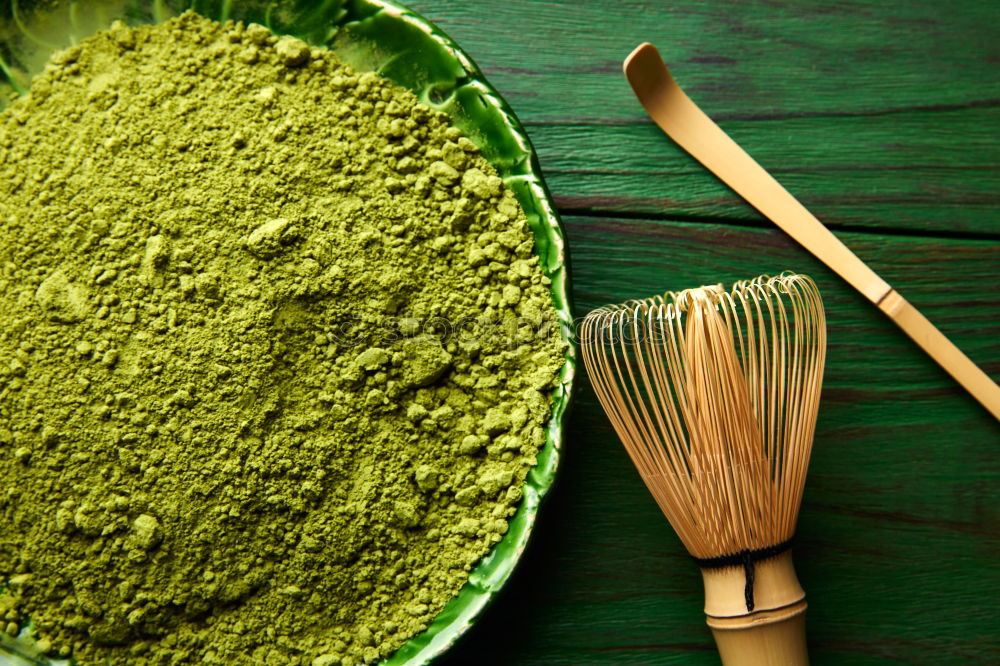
623;42;1000;421
582;273;826;666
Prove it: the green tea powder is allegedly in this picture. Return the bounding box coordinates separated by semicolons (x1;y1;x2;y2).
0;12;565;665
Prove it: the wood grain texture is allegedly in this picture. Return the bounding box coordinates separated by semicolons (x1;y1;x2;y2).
407;0;1000;235
396;0;1000;664
529;111;1000;234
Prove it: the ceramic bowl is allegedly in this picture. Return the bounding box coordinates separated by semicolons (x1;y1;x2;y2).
0;0;575;663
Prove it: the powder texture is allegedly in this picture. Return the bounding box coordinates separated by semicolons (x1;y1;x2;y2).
0;13;565;665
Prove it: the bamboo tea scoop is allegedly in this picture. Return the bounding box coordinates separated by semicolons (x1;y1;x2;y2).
623;42;1000;421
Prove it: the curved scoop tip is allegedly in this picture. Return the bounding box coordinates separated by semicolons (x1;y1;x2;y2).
623;42;660;74
623;43;674;92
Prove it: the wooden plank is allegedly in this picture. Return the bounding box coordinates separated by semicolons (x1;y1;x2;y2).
437;215;1000;665
409;0;1000;120
406;0;1000;236
527;109;1000;234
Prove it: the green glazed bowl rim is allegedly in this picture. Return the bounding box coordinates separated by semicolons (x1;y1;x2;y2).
0;1;577;664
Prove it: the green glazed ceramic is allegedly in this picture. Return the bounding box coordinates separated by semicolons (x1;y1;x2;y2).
0;0;576;664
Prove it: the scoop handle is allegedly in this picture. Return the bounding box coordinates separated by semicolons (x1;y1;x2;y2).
623;42;1000;421
878;291;1000;419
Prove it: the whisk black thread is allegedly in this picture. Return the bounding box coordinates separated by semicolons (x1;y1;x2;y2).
692;538;794;612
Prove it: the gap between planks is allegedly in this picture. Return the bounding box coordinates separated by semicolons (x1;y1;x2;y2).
557;207;1000;243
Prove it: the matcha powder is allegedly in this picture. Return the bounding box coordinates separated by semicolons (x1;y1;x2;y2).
0;12;566;665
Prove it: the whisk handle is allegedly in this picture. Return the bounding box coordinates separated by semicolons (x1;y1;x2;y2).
701;550;809;665
708;601;809;666
879;290;1000;420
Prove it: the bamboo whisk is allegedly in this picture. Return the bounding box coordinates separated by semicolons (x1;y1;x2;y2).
580;273;826;666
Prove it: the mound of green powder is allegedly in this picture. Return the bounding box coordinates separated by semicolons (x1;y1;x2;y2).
0;12;565;665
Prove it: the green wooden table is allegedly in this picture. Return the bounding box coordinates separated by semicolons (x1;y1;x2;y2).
402;1;1000;664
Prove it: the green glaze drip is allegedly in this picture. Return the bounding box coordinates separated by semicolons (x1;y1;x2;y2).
0;12;565;666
